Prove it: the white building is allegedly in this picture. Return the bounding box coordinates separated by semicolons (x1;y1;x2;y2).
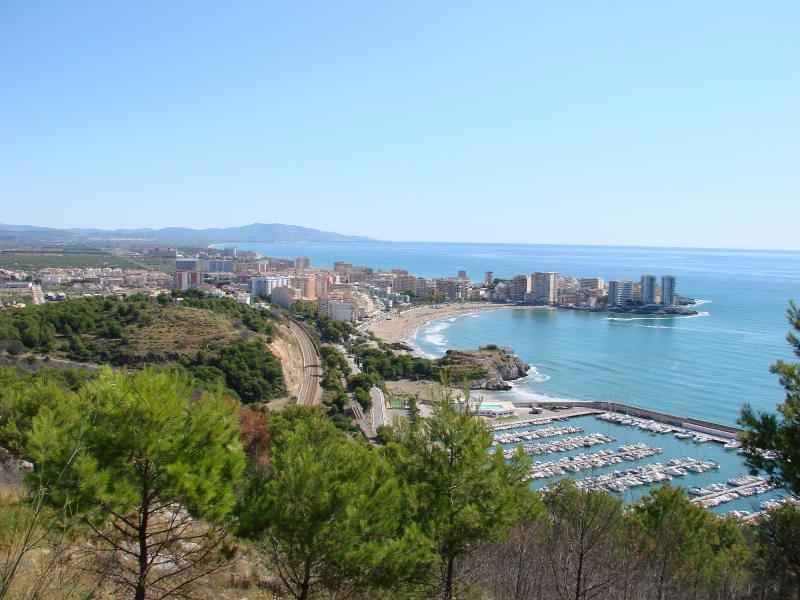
175;258;198;271
317;297;357;322
207;259;236;273
250;276;291;298
608;280;633;306
510;275;531;303
661;275;677;306
531;272;558;304
640;274;657;305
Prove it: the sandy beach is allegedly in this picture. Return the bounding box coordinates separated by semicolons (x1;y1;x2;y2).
368;303;513;345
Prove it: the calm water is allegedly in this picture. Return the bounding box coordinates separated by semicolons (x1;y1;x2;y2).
497;415;784;515
228;241;800;425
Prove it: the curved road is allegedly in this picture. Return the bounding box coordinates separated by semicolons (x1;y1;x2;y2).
288;320;323;406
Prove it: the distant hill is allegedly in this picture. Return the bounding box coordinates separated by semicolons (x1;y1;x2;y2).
0;222;374;246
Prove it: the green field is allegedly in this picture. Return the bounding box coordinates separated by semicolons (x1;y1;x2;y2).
0;249;173;271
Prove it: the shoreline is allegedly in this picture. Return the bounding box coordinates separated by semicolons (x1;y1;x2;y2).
368;303;551;346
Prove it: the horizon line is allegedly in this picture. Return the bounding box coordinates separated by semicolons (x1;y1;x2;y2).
2;222;798;253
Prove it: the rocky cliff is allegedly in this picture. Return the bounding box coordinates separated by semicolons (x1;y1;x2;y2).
436;348;530;390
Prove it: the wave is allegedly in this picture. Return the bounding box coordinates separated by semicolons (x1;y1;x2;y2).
525;364;551;383
604;311;710;323
495;385;578;405
424;321;450;346
693;299;713;306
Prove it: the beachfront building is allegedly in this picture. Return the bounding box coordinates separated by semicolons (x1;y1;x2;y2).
392;274;424;296
485;271;494;285
531;271;558;304
510;275;531;303
661;275;677;306
294;256;311;269
579;277;604;291
433;277;471;301
608;279;633;306
640;274;657;305
457;270;468;280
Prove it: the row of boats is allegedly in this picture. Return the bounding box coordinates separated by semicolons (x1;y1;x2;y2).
687;474;765;496
597;412;679;434
530;444;663;480
573;457;721;494
494;425;584;445
695;482;775;509
597;411;744;447
491;417;555;432
504;433;615;459
760;497;798;511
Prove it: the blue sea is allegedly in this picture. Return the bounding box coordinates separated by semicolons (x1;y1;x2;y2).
226;241;800;426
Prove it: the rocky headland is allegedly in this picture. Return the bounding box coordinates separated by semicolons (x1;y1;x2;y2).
436;347;529;390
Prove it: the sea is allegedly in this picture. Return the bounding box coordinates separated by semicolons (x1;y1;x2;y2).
226;241;799;427
224;241;800;512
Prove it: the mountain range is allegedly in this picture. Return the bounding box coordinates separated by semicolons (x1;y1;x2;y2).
0;223;373;246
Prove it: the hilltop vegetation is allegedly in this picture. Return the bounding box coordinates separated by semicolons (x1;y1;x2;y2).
1;367;798;600
0;293;285;403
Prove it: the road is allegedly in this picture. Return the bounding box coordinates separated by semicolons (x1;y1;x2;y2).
370;386;389;428
288;320;323;406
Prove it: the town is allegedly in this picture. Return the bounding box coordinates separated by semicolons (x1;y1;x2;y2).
0;245;694;322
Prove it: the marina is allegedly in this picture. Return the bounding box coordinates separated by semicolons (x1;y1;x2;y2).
572;457;720;493
493;412;787;515
503;433;615;459
692;478;775;509
494;424;584;445
529;444;663;479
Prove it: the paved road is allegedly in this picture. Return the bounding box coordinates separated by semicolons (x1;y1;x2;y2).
289;320;323;406
370;386;389;427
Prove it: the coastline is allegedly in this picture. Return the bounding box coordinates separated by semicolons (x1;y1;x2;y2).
368;303;551;346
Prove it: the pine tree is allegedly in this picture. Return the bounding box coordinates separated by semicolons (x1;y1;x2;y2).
740;301;800;494
27;367;245;600
385;390;531;600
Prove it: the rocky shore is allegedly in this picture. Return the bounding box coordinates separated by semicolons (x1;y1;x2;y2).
437;347;530;390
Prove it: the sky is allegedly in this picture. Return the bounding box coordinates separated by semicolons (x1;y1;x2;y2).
1;1;798;249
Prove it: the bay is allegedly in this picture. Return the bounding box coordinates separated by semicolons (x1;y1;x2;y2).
226;241;800;425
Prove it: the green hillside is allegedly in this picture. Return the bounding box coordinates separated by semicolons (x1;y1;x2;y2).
0;292;285;403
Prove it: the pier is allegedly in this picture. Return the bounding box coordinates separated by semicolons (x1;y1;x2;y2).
691;477;775;509
528;400;741;442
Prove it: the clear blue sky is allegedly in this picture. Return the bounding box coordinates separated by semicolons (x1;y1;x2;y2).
1;1;798;249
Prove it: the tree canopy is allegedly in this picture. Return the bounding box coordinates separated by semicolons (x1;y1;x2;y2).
27;367;245;600
384;391;531;600
740;301;800;495
238;407;424;600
